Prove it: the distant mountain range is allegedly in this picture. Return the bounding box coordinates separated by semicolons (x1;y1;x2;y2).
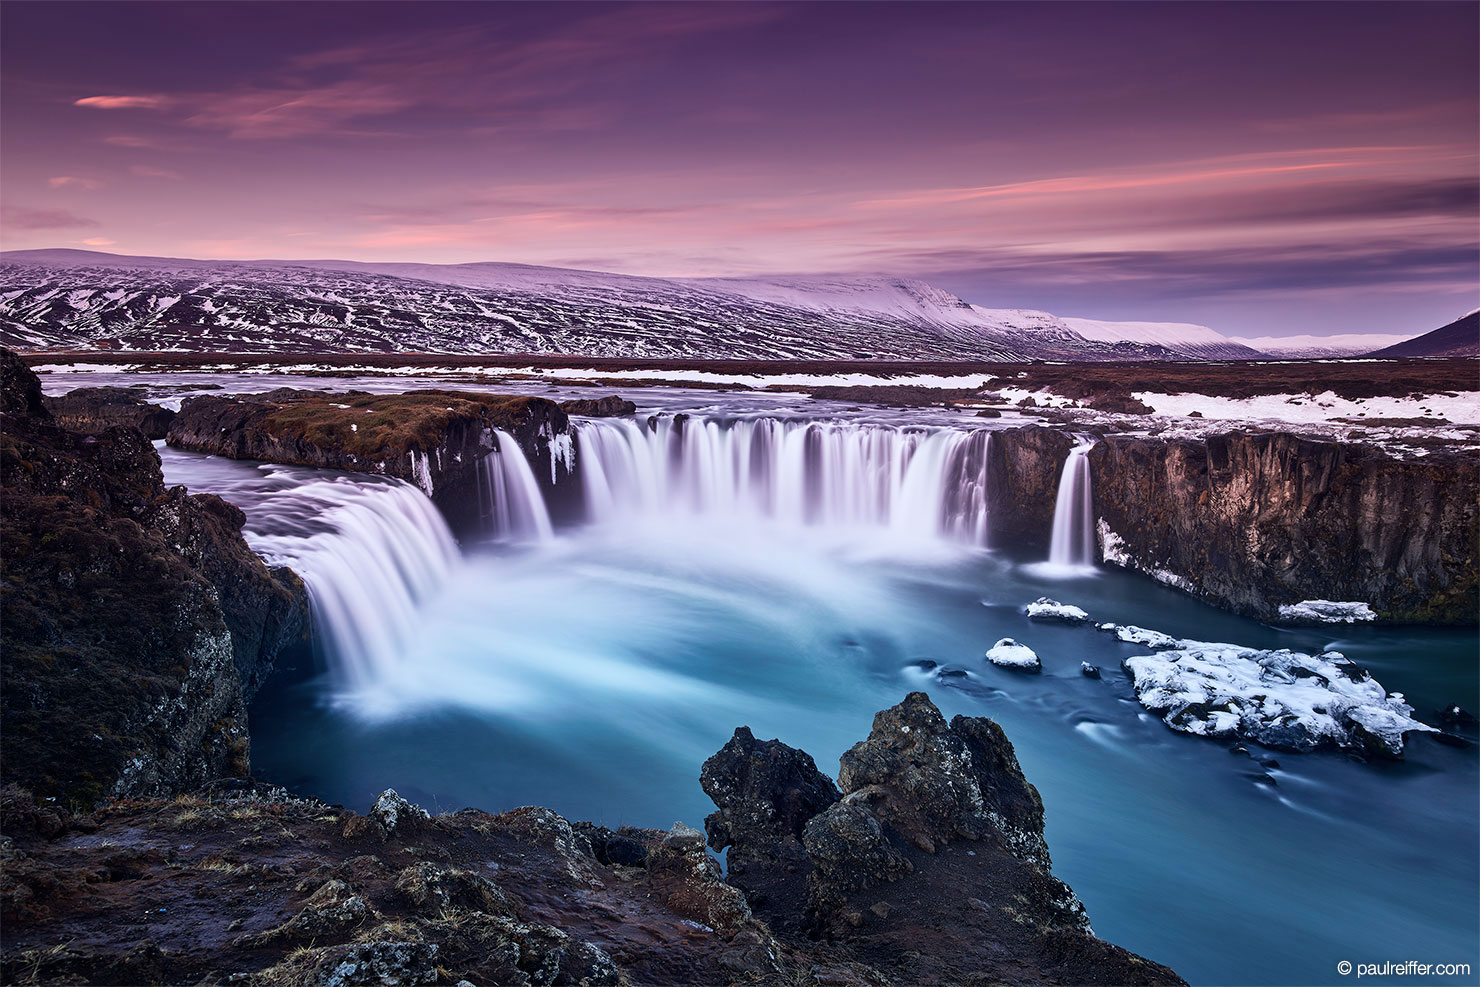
0;248;1439;362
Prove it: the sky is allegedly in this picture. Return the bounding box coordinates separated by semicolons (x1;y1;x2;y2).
1;1;1476;336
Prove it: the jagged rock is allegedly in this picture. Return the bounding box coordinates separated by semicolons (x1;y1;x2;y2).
559;395;636;416
244;879;377;944
43;386;177;438
645;821;756;936
1437;704;1478;728
835;692;1049;865
802;803;912;918
394;863;510;917
701;725;842;930
1080;662;1102;678
0;348;307;804
371;789;430;835
702;726;841;867
319;941;439;987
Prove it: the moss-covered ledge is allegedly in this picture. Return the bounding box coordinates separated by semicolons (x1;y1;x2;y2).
167;388;573;531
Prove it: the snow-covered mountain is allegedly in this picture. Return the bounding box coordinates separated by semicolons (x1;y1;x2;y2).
0;248;1250;362
1229;333;1417;359
1062;317;1261;360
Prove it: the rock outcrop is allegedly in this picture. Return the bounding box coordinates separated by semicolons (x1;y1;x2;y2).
1;695;1183;986
990;425;1478;624
1;348;307;804
166;388;575;532
706;692;1184;985
559;394;637;417
42;385;177;438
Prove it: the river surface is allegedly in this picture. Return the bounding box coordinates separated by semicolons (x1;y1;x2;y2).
51;367;1478;987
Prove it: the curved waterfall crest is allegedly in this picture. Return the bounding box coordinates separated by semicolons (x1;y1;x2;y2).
575;416;993;546
245;474;460;688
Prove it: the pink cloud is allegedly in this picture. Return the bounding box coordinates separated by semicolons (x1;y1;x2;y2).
74;94;172;110
130;165;183;180
1;206;98;230
47;175;100;190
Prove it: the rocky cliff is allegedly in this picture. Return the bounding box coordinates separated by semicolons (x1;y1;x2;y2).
989;425;1478;624
1;349;308;805
42;385;177;438
166;388;575;533
1;694;1182;987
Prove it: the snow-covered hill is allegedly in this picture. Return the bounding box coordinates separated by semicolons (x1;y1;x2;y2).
0;248;1280;362
1062;317;1260;360
1229;333;1417;359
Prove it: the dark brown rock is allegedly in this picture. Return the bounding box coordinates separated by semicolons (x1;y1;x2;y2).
43;385;177;438
167;388;574;532
559;394;636;416
1;348;307;805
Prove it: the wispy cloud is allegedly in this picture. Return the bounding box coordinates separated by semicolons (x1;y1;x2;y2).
47;175;100;190
130;164;183;180
1;206;99;230
75;94;172;110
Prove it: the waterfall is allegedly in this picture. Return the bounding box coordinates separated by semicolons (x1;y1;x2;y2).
574;417;992;546
1047;441;1096;568
477;429;554;542
244;475;460;688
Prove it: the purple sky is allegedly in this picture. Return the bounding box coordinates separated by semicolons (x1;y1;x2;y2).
2;1;1475;335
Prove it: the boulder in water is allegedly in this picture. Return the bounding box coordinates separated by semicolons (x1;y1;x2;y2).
986;638;1041;672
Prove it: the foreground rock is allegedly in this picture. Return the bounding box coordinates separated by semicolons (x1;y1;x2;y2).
708;692;1184;985
42;384;177;438
167;388;574;531
1;349;307;804
2;694;1182;986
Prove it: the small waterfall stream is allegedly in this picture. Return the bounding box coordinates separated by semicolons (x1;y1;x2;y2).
478;429;555;542
1047;440;1096;568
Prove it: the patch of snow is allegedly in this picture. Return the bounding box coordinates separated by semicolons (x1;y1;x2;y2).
1122;641;1434;756
1277;600;1377;624
986;637;1041;671
1023;598;1089;623
1131;389;1480;426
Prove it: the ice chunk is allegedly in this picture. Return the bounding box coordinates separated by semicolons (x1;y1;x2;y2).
1121;643;1433;757
987;638;1041;672
1023;598;1090;623
1277;600;1377;624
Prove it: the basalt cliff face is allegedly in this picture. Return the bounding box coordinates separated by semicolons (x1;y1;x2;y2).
166;388;576;533
0;349;308;805
2;694;1183;987
42;385;178;439
989;425;1478;624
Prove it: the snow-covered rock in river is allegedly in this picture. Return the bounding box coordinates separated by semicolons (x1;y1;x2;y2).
1104;624;1183;650
1276;600;1377;624
1122;642;1434;757
986;638;1041;672
1022;598;1089;623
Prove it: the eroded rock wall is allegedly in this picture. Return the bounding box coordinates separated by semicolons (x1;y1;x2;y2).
1;348;308;804
989;425;1478;623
